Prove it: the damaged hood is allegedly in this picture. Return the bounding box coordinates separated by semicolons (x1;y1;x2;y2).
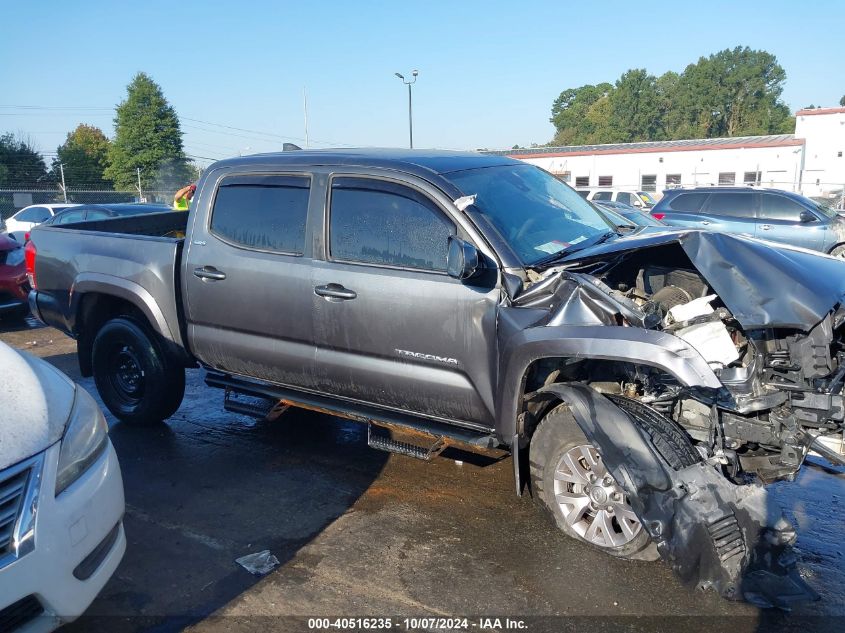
560;229;845;331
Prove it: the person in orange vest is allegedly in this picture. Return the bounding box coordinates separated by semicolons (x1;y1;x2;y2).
173;184;196;211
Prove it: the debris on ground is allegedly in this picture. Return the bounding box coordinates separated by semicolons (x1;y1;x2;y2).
235;550;280;576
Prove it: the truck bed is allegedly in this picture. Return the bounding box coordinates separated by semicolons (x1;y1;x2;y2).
29;212;189;351
54;210;189;238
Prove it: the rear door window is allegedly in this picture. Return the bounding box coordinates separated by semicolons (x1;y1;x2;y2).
592;191;612;201
758;194;808;222
210;175;310;254
15;206;51;223
616;192;633;205
703;192;755;218
85;209;114;221
329;177;455;272
55;209;89;224
666;193;710;213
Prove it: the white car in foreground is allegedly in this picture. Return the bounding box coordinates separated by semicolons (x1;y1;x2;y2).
0;341;124;631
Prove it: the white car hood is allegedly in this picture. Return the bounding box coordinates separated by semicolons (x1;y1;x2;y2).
0;342;76;471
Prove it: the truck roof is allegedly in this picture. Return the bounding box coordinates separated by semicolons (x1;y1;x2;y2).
208;148;519;179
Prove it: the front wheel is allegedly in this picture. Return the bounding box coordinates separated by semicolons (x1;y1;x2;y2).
529;403;655;559
92;317;185;425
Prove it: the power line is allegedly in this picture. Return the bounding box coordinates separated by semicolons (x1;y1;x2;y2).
0;105;113;110
0;104;354;148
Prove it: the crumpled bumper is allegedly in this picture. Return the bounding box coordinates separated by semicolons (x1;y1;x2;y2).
532;383;819;608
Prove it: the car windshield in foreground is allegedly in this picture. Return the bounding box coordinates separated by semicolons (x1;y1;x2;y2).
447;164;614;265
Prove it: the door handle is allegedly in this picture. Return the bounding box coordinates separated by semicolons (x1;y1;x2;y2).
193;266;227;281
760;224;772;230
701;221;711;226
315;283;357;301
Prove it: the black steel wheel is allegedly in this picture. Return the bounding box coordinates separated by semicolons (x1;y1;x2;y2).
92;317;185;424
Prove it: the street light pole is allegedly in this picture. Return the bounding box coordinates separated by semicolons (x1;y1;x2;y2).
394;70;418;149
59;162;68;203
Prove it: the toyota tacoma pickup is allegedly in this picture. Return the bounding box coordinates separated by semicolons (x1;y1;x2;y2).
25;150;845;607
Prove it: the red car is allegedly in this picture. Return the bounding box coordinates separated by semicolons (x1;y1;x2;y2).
0;233;29;321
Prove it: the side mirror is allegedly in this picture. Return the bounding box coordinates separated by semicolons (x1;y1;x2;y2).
447;236;480;280
799;210;816;223
632;199;643;208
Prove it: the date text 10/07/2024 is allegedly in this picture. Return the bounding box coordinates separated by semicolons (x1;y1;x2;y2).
307;617;528;630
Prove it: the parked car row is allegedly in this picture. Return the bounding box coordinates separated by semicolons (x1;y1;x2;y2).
578;184;845;258
3;204;81;242
0;204;172;330
3;202;173;242
575;188;659;209
650;186;845;256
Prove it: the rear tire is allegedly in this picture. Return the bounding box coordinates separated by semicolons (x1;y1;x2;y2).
530;403;656;560
92;317;185;425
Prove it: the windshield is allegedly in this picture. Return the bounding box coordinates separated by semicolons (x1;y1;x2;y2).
447;164;614;264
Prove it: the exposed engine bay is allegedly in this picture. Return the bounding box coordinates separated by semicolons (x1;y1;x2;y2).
518;241;845;484
507;232;845;607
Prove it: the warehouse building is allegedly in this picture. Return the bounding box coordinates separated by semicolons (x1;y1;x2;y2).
494;106;845;201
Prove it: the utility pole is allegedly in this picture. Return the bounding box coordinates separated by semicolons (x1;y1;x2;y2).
303;86;310;149
394;70;419;149
136;167;143;201
59;162;68;203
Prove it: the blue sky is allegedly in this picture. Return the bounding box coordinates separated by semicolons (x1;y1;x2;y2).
1;0;843;165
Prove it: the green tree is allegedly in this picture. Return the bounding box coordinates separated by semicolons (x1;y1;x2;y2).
550;83;613;145
105;72;192;191
549;47;793;145
666;47;792;139
608;69;663;142
52;124;112;188
0;133;48;187
583;94;614;143
839;95;845;107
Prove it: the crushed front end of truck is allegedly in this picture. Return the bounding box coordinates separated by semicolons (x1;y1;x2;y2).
511;230;845;607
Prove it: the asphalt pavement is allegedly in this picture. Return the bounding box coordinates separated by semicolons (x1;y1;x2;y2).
2;318;843;633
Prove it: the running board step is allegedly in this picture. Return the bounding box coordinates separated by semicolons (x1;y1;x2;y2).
224;389;285;420
367;425;446;461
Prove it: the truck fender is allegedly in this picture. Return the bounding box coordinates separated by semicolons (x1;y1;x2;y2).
531;383;817;608
496;324;728;442
71;273;177;343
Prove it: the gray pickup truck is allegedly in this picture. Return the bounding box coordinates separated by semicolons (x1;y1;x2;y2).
26;149;845;607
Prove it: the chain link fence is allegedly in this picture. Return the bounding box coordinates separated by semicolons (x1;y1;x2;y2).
1;187;175;220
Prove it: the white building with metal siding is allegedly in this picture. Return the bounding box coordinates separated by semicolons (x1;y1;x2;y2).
494;107;845;201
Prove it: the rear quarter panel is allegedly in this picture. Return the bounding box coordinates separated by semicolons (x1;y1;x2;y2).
31;227;185;348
